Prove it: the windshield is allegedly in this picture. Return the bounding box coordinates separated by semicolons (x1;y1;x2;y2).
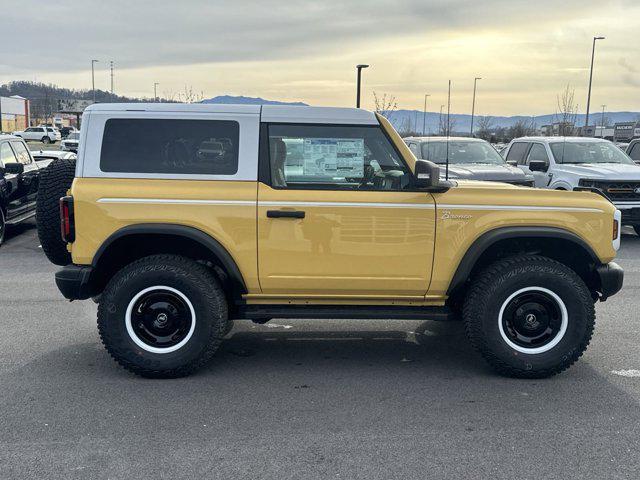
550;141;634;165
421;140;505;165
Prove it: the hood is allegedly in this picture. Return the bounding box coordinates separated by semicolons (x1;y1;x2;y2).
556;163;640;180
439;163;531;181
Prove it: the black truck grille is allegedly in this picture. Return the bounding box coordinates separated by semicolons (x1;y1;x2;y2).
592;181;640;201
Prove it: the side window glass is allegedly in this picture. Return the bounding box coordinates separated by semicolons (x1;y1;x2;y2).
630;144;640;162
527;144;549;163
10;141;32;164
408;143;420;158
267;124;412;191
1;143;18;166
25;128;34;133
506;142;529;165
100;119;239;175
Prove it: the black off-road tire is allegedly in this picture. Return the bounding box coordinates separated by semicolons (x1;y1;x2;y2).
36;156;76;265
463;255;595;379
42;136;51;144
97;255;229;378
0;208;5;246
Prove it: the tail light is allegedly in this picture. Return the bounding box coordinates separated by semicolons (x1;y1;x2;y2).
60;196;75;243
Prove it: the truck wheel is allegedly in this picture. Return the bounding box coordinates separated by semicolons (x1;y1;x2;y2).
463;255;595;378
97;255;229;378
36;156;76;266
41;136;51;144
0;208;5;246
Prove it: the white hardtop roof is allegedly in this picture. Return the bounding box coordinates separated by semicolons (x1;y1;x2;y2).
514;136;612;144
84;103;379;125
404;136;487;143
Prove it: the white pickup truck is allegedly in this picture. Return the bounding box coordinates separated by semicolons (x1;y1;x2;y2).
502;136;640;234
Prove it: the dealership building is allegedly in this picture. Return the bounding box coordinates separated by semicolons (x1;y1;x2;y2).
0;95;30;133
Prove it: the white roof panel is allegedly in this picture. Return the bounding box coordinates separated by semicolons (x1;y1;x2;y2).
260;105;378;125
85;103;261;114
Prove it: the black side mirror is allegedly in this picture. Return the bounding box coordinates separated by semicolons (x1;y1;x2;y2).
414;159;440;188
4;163;24;175
0;165;5;176
528;160;549;172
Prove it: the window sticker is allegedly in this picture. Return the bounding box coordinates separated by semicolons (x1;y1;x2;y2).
302;138;364;178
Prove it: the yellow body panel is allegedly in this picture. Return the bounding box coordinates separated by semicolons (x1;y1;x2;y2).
68;115;618;306
70;178;261;292
256;182;436;297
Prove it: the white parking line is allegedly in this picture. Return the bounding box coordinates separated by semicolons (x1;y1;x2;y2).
611;369;640;377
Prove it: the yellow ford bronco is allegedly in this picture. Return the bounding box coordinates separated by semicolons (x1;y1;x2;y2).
36;104;623;378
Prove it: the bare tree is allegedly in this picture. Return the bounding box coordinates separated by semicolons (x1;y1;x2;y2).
177;85;204;104
373;92;397;121
476;116;494;140
554;84;578;136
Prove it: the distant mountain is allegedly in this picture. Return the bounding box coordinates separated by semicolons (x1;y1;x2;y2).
387;109;640;135
201;95;308;106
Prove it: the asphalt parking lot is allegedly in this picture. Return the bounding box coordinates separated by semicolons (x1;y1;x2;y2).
1;222;639;480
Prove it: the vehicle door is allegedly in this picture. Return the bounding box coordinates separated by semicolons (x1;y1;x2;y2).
257;122;436;297
10;140;39;209
0;142;26;218
523;143;552;187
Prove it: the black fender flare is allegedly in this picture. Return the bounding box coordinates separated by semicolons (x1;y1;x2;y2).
92;223;248;294
446;226;599;295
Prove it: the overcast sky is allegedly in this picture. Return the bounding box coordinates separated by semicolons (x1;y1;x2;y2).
2;0;639;115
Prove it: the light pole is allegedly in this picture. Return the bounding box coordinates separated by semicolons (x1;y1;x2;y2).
600;104;607;138
154;83;159;102
110;61;114;97
422;94;430;135
470;77;482;136
91;60;99;103
585;36;605;128
439;104;445;135
356;64;369;108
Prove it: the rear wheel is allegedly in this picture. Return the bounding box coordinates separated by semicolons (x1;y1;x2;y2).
0;209;5;246
41;136;51;144
463;255;594;378
98;255;229;378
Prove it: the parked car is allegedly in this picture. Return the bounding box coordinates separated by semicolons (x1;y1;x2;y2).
60;132;80;152
12;126;60;144
502;136;640;234
626;139;640;164
35;103;623;379
0;135;42;245
59;126;79;139
404;136;534;186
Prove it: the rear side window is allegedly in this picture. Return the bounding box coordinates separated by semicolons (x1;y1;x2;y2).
630;143;640;162
0;142;17;166
506;142;530;164
100;119;239;175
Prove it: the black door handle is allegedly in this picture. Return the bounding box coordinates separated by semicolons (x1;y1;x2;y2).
267;210;305;219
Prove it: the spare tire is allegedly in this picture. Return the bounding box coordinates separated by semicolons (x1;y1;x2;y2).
36;157;76;266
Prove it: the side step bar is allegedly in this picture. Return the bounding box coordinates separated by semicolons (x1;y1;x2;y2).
233;305;457;323
5;210;36;225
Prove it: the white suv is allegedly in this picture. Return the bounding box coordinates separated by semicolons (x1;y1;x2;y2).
12;126;61;144
502;136;640;233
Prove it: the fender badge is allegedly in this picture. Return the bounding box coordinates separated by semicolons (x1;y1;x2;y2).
441;210;472;220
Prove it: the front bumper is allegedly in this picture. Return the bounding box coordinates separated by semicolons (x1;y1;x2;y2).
55;265;93;300
595;262;624;300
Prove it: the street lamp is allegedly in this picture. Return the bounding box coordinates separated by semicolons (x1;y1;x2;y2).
470;77;482;136
585;36;605;128
356;64;369;108
154;83;159;102
422;94;430;135
91;60;99;103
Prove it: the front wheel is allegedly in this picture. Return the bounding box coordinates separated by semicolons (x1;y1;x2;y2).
41;136;51;144
97;255;229;378
463;255;595;378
